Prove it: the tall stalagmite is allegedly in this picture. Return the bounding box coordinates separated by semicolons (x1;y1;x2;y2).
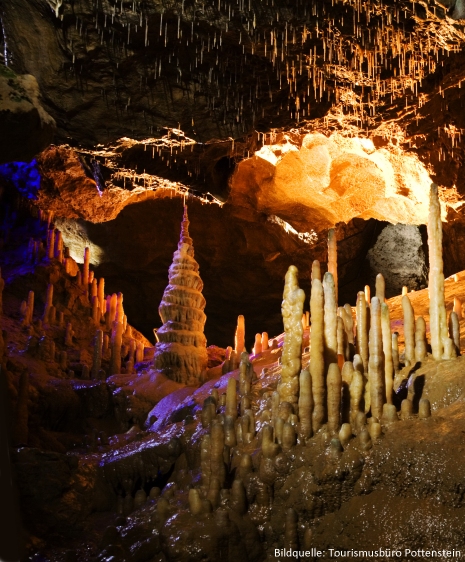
153;206;208;385
428;183;448;360
278;265;305;405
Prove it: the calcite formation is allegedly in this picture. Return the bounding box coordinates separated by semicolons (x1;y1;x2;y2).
153;206;208;385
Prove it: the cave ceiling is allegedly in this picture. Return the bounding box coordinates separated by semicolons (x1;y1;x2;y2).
1;0;465;222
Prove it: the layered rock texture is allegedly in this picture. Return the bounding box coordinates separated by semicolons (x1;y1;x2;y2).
153;206;208;384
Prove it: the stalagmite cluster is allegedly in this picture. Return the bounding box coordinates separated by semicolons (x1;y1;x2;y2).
153;206;208;384
3;155;465;561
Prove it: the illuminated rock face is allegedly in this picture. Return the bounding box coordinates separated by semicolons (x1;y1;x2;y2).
231;132;437;233
153;206;208;385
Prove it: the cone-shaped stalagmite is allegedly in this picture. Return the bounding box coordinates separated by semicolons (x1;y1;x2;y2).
278;266;305;405
428;184;448;360
153;206;208;384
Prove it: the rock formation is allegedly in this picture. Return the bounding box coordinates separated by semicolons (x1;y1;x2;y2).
153;205;208;385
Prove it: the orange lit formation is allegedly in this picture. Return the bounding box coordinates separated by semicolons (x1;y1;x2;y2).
153;205;208;384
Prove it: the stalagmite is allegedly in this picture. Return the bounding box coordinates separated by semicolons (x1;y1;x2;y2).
65;322;74;346
419;398;431;418
364;285;371;304
277;265;305;405
210;422;226;487
200;434;212;489
135;341;144;363
375;273;385;303
401;398;413;419
230;479;247;515
428;183;448;360
415;316;428;362
253;333;262;355
341;305;355;354
341;361;353;423
239;352;252;396
224;416;236;447
83;247;90;297
22;290;34;327
234;315;245;356
262;332;269;351
282;422;296;450
284;508;299;550
110;321;123;375
327;228;338;303
339;423;352;447
327;363;342;434
337;316;349;368
298;368;313;440
368;297;385;420
92;330;103;379
261;424;279;458
356;291;369;372
402;295;415;366
106;294;117;331
189;489;203;515
310;278;325;431
98;278;105;319
54;230;63;262
449;312;461;355
116;292;124;323
381;303;393;404
323;272;338;370
225;377;238;419
443;337;457;360
311;260;321;282
92;296;100;326
47;228;55;260
382;403;398;423
153;206;208;384
453;297;463;320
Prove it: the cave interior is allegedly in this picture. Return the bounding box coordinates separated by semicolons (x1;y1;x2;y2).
2;0;465;561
